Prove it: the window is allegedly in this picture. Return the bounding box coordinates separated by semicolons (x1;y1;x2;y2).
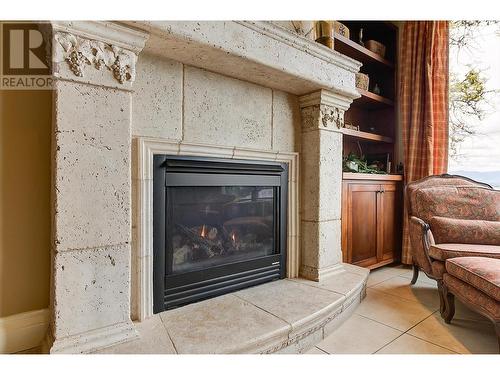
448;21;500;188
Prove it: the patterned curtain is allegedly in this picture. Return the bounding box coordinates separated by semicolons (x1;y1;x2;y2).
401;21;449;264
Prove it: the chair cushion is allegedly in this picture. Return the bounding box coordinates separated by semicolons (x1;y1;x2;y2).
445;257;500;301
429;243;500;261
412;186;500;224
443;273;500;319
429;217;500;245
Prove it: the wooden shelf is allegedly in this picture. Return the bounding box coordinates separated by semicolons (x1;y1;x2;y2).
340;128;393;143
343;172;403;181
334;33;394;69
353;89;394;109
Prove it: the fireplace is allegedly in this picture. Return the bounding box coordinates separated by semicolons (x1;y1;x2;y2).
153;155;288;312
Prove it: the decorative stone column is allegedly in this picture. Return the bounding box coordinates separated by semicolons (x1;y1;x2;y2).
45;22;148;353
299;90;355;281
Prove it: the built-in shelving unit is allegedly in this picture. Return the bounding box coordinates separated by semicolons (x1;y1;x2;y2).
337;22;403;271
339;128;393;143
334;32;395;69
354;89;394;109
335;21;398;167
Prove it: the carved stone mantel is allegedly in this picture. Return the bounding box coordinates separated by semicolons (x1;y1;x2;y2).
122;21;362;96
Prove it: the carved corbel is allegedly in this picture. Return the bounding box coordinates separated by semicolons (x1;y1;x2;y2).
53;31;138;84
300;103;344;131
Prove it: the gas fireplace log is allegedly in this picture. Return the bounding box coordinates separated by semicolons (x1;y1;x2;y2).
176;224;237;255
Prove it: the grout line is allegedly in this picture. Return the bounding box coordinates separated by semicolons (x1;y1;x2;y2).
286;278;348;297
369;289;438;308
232;293;293;333
56;242;130;253
370;309;440;354
372;331;406;354
398;273;437;286
366;273;401;288
270;90;274;150
367;287;439;311
51;76;133;93
405;332;461;354
315;346;330;354
158;313;179;354
371;308;440;354
351;313;405;333
181;64;185;142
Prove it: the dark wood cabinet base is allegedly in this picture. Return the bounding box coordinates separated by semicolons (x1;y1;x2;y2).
341;175;403;270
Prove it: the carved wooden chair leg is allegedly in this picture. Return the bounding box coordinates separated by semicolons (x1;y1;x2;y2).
437;280;446;317
495;323;500;354
410;264;419;285
442;284;456;324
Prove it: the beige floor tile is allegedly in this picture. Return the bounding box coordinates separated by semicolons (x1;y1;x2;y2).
95;315;176;354
159;294;290;354
317;314;402;354
304;346;328;354
292;270;366;295
407;312;498;354
376;334;456;354
367;267;408;287
370;276;440;310
355;289;435;331
399;269;436;285
235;279;344;329
385;264;412;272
340;263;370;277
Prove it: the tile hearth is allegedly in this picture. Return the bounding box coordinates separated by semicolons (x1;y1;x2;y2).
94;266;368;354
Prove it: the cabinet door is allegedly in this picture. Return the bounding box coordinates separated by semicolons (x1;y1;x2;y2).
377;182;402;262
346;183;380;267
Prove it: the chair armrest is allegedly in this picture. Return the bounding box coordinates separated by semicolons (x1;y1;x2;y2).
409;216;435;275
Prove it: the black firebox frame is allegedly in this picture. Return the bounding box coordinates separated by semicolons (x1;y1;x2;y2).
153;155;288;312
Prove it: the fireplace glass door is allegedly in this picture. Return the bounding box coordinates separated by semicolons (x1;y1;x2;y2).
153;156;288;311
167;186;276;275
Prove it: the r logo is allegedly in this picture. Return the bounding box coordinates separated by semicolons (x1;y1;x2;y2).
2;23;50;75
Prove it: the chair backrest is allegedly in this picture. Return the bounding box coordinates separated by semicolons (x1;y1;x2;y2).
406;174;499;223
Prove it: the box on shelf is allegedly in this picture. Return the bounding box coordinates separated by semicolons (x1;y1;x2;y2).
334;21;350;38
355;73;369;90
344;123;360;131
314;21;334;49
365;40;386;57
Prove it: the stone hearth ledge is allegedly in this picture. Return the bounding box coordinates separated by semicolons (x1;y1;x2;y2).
94;264;369;354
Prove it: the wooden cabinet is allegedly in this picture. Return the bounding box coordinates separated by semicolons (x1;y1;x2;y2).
341;175;402;269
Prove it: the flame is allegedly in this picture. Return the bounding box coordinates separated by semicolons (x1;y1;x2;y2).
231;232;236;242
200;224;207;238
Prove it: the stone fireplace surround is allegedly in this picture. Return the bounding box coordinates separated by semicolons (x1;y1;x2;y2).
46;20;367;353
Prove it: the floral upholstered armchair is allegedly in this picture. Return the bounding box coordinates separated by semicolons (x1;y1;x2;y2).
406;174;500;288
